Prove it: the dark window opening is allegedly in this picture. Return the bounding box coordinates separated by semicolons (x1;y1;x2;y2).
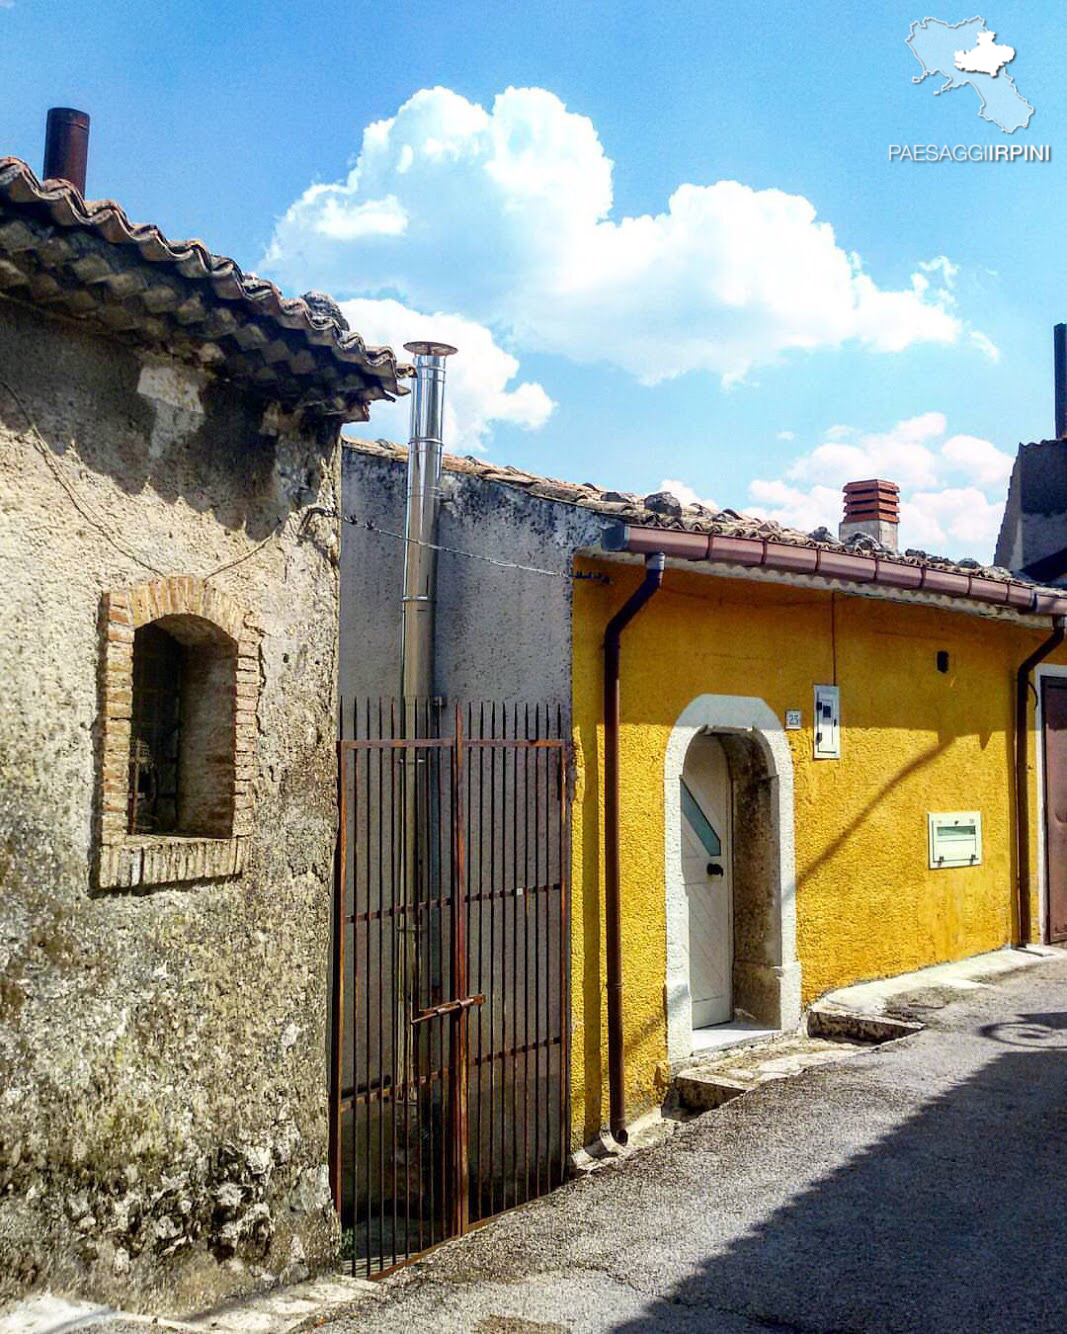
127;615;237;839
129;623;182;833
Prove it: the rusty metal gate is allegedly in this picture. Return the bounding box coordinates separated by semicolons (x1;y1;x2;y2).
330;701;571;1276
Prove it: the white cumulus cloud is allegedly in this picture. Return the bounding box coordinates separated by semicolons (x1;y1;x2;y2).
267;86;981;386
746;414;1015;560
340;298;555;454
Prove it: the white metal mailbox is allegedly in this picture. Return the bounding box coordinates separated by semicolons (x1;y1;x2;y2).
928;811;982;869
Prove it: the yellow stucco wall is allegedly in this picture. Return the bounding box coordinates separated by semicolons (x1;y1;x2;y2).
571;558;1067;1143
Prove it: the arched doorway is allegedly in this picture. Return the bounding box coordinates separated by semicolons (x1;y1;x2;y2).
682;733;733;1029
665;695;801;1064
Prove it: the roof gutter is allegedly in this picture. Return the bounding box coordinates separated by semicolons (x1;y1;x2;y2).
1014;615;1066;945
602;525;1067;949
602;523;1067;617
603;551;666;1146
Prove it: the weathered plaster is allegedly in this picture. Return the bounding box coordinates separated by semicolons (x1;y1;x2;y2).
339;442;605;711
0;295;342;1311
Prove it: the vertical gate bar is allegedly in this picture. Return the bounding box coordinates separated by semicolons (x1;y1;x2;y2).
472;701;480;1220
354;711;361;1274
329;732;345;1213
510;702;520;1209
362;709;373;1275
437;733;448;1238
340;744;354;1273
452;704;471;1235
477;704;490;1221
534;707;543;1200
420;732;430;1252
498;702;507;1211
475;701;486;1221
558;704;570;1190
522;702;532;1202
387;703;400;1268
410;731;424;1259
466;701;478;1220
356;709;365;1274
489;700;499;1218
354;699;362;1269
376;701;386;1269
503;702;510;1208
429;737;438;1244
433;717;443;1248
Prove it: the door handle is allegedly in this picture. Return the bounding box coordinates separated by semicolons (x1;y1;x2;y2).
706;863;724;877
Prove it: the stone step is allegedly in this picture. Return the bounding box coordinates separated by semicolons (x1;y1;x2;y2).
674;1008;924;1115
805;1005;924;1045
674;1034;873;1114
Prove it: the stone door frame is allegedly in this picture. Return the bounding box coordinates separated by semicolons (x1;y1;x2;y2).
664;694;802;1065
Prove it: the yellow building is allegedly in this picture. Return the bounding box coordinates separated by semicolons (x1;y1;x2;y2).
570;496;1067;1146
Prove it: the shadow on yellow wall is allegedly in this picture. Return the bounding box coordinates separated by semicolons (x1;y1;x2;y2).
570;557;1063;1144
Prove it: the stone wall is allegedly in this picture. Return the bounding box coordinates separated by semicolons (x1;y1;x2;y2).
339;442;604;713
0;296;342;1311
994;439;1067;576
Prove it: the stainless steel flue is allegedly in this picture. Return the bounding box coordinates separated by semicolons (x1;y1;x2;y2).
397;340;456;1100
400;340;457;729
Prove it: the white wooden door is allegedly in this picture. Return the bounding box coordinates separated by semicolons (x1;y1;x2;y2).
682;735;732;1029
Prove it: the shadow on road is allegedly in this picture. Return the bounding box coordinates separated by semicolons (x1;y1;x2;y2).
615;1015;1067;1332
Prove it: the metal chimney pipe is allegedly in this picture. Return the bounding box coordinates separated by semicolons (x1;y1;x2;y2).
43;107;90;194
397;342;456;1101
1055;324;1067;440
400;340;457;731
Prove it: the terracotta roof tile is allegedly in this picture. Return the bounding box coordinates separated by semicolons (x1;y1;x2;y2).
0;158;413;420
344;437;1067;608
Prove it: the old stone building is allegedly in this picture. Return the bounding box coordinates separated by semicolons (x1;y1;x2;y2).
0;156;408;1308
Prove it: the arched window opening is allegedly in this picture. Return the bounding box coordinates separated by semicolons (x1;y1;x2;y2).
128;614;236;839
98;577;256;890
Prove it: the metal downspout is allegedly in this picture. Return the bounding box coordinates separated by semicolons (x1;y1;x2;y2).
603;551;666;1145
1015;614;1066;945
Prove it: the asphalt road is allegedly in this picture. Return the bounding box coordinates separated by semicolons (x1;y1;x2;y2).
321;951;1067;1333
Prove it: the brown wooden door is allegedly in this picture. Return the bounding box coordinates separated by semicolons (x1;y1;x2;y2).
1043;678;1067;942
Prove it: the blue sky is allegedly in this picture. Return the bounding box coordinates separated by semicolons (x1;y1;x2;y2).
2;1;1063;559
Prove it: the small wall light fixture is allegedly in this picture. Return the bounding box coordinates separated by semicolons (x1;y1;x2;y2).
937;650;950;674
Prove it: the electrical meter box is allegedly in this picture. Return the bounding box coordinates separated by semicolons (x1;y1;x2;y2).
928;811;982;869
813;685;840;759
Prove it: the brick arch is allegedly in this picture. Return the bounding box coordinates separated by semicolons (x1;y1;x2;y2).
97;575;259;890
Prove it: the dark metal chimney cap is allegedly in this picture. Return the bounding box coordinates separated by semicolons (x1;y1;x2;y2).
43;106;90;195
403;341;457;358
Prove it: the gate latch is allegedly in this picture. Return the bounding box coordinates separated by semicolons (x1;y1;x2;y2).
412;994;486;1025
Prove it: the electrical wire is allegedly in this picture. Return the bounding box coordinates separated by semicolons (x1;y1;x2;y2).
326;510;611;583
1;375;609;587
2;373;288;582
